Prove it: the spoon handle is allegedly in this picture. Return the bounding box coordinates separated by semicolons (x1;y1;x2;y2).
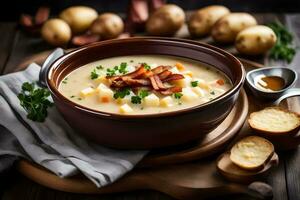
273;88;300;105
39;48;65;88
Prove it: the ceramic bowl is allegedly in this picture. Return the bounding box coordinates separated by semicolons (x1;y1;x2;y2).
46;37;245;149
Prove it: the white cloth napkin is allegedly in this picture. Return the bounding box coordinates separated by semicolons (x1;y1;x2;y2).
0;63;147;187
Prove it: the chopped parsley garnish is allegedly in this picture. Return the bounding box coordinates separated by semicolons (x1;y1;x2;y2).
138;90;149;98
191;81;198;87
18;82;53;122
178;102;182;105
142;63;151;70
131;95;142;104
113;88;131;99
106;62;128;76
130;89;149;104
96;65;104;70
210;91;215;95
106;68;116;76
62;77;68;84
77;97;82;100
174;93;183;99
119;62;128;74
70;95;75;98
130;60;134;63
90;69;99;79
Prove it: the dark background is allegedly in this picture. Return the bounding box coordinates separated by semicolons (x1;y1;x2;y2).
2;0;300;21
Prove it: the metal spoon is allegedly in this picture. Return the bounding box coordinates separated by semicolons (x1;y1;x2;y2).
39;48;65;87
246;66;300;105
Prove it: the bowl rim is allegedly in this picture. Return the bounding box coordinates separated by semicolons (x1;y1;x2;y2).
46;37;245;119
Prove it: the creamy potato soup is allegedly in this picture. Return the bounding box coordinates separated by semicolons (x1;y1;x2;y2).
58;55;232;114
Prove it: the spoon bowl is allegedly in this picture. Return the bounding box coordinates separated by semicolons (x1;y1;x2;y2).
246;67;299;104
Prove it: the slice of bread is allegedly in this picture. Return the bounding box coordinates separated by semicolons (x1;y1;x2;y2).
248;107;300;135
230;136;274;171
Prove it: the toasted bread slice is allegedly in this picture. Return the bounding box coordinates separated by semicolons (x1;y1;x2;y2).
230;136;274;171
249;107;300;135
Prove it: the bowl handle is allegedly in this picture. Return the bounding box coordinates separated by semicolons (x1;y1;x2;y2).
38;48;65;88
273;88;300;105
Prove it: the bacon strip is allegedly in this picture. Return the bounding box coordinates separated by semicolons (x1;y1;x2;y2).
163;74;185;82
122;77;150;86
158;70;172;80
151;65;172;74
154;75;167;89
160;86;182;95
106;63;185;95
107;65;147;82
149;76;159;90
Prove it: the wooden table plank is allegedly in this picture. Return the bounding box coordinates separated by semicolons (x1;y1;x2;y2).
283;14;300;200
0;22;17;75
3;30;52;74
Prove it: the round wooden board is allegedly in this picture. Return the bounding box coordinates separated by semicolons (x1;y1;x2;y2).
17;50;249;167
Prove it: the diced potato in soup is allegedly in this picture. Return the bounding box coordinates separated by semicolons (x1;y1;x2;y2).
58;55;232;114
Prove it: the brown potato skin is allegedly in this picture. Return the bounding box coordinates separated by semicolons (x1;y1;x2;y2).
59;6;98;34
188;5;230;37
90;13;124;40
235;25;277;55
212;13;257;43
41;19;71;46
146;4;185;36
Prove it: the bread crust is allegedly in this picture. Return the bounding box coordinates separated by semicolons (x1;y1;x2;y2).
248;107;300;136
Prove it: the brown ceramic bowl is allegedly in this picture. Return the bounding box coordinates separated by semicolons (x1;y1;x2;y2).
46;37;245;149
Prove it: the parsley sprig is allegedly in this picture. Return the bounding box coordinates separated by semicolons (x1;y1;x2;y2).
90;65;104;80
113;88;131;99
174;93;183;99
106;62;128;76
131;90;149;104
18;82;53;122
268;22;296;63
191;81;198;87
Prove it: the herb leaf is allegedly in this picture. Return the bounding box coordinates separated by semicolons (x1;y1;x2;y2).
191;81;198;87
96;65;104;70
131;95;142;104
113;88;131;99
142;63;151;70
18;82;53;122
138;90;149;98
90;69;99;79
119;62;128;74
106;68;116;76
106;62;128;76
174;93;183;99
268;22;296;63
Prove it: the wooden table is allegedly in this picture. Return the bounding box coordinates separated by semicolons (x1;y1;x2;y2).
0;13;299;200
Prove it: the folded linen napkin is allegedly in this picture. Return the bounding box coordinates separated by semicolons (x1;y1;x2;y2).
0;63;147;187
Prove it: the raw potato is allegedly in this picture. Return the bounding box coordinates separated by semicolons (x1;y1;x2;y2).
59;6;98;34
212;13;257;43
41;19;71;46
188;5;230;37
90;13;124;39
230;136;274;171
146;4;185;36
235;25;277;55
